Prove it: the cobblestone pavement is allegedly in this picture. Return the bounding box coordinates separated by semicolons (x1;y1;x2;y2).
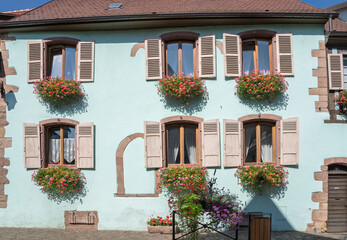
0;228;347;240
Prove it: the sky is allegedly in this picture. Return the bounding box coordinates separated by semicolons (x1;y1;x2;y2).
0;0;346;12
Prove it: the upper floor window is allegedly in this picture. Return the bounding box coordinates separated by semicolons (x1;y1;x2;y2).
49;45;76;80
343;54;347;88
166;41;195;76
242;39;272;74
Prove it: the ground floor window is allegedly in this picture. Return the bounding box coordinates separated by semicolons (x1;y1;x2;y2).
48;126;76;165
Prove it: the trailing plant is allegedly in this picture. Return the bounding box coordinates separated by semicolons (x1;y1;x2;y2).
156;74;208;105
33;77;85;106
234;164;288;195
147;215;175;226
335;90;347;114
235;71;288;102
32;165;86;203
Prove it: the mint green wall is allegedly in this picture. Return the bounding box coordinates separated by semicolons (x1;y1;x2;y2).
1;24;346;231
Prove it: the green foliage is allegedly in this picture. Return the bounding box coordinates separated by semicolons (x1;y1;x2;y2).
235;71;288;101
33;77;84;106
156;74;208;105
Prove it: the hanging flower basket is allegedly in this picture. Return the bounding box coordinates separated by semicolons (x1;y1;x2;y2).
235;71;288;102
335;90;347;114
156;75;208;105
234;164;288;195
32;165;86;203
33;77;85;106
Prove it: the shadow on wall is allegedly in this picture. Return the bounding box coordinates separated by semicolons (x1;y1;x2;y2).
162;96;208;115
6;92;17;111
42;94;89;117
238;93;289;113
244;195;294;231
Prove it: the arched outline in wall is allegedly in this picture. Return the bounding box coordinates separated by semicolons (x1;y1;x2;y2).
115;133;159;197
310;157;347;231
130;42;144;57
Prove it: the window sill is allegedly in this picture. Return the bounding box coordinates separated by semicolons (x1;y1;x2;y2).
114;193;159;198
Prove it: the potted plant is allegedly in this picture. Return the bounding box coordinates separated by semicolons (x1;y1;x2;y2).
234;164;288;195
156;74;208;105
33;76;85;107
235;71;288;102
335;90;347;114
147;215;178;234
32;165;86;203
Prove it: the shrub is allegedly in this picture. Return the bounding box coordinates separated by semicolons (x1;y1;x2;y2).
33;77;84;106
335;90;347;114
157;74;207;105
235;71;288;101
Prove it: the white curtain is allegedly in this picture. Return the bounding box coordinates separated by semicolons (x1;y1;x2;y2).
50;139;60;163
184;127;196;164
261;126;273;162
168;128;180;164
244;125;256;162
50;52;62;78
64;139;75;163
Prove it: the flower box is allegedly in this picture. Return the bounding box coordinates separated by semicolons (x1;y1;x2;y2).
147;225;178;234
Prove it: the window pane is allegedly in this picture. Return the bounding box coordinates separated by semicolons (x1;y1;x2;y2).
344;57;347;89
65;47;76;80
242;43;255;74
260;124;273;163
258;41;270;73
184;126;196;164
167;43;179;76
63;127;75;165
50;49;63;78
182;43;194;76
167;126;180;164
49;129;61;164
244;124;257;163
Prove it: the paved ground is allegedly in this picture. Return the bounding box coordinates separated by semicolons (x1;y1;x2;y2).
0;228;347;240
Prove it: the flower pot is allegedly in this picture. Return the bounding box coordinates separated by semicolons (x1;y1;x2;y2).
147;225;178;234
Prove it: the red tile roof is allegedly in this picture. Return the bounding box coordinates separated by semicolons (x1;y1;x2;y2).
325;18;347;32
6;0;335;23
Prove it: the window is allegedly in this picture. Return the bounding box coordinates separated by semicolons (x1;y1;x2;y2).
242;39;272;74
23;119;94;169
243;122;276;164
166;124;198;165
343;54;347;89
165;41;196;76
27;38;95;82
48;45;76;80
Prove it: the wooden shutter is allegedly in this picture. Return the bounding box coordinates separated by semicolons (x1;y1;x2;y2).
223;34;241;77
76;122;94;169
223;119;241;167
280;117;299;166
144;121;162;168
23;123;40;168
202;119;220;167
276;34;294;75
145;38;162;80
328;54;344;90
27;41;43;82
77;41;95;82
199;35;216;78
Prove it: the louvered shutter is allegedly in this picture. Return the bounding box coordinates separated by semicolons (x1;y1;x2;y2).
27;41;43;82
281;118;299;165
145;38;162;80
276;34;294;75
76;122;94;169
144;121;162;168
328;54;344;90
199;35;216;78
223;119;241;167
23;123;40;168
223;34;241;77
202;119;220;167
77;41;95;82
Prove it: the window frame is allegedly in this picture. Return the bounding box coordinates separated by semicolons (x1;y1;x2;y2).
238;114;281;166
47;44;77;79
161;116;203;167
242;38;273;73
40;118;79;168
160;32;200;76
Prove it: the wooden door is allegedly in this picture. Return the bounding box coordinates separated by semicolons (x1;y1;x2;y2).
327;172;347;232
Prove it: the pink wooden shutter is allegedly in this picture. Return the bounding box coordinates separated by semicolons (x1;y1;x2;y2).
223;34;241;77
27;41;43;82
328;54;344;90
76;122;94;169
223;119;241;167
199;35;216;78
144;121;162;168
202;119;220;167
145;38;162;80
281;118;299;165
276;34;294;75
23;123;40;168
77;41;95;82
